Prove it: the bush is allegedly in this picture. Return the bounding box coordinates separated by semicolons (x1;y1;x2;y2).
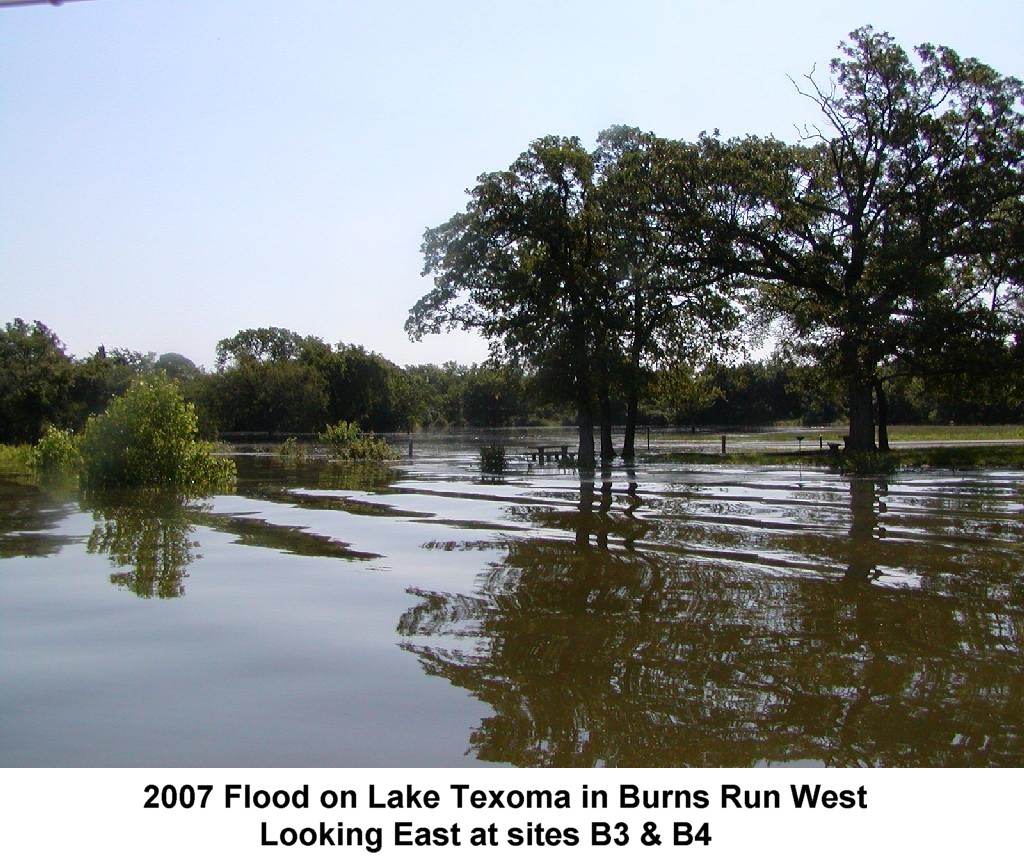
479;444;507;474
319;420;398;461
79;376;236;489
319;420;360;450
30;426;81;480
278;436;309;463
0;443;34;476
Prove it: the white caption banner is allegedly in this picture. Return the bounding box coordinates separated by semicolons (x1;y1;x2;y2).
2;767;1018;866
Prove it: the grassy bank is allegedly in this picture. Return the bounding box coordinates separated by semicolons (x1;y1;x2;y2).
653;424;1024;442
0;444;33;478
659;443;1024;472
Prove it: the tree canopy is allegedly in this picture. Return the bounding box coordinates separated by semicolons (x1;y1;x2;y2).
409;131;738;465
710;27;1024;448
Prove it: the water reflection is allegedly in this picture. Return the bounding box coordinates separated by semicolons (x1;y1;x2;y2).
234;455;400;497
0;479;80;558
3;452;1022;767
84;482;383;598
844;478;886;583
85;491;199;598
400;471;1024;766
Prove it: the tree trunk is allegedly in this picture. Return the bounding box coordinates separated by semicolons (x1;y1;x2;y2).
621;390;638;462
572;326;596;470
842;338;876;451
599;386;616;464
846;375;876;451
577;411;595;470
875;380;889;452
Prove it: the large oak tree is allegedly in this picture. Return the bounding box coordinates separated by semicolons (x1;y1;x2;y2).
715;28;1024;450
408;132;735;466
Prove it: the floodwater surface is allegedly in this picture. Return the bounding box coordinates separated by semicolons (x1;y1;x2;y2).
1;434;1022;766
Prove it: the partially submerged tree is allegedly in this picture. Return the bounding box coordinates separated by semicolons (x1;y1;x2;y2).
409;136;607;467
717;28;1024;449
408;131;739;466
595;127;739;458
78;375;235;489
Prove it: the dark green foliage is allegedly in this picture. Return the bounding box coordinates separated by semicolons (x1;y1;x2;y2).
69;346;155;428
0;319;75;441
215;326;312;369
410;130;742;465
479;444;507;475
154;352;201;381
206;356;329;434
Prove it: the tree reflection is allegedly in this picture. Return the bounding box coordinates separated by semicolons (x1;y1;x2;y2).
0;480;78;558
84;486;383;599
84;491;199;598
843;477;886;583
233;454;400;497
399;474;1024;766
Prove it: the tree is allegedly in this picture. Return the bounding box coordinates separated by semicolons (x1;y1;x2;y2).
70;345;155;427
650;363;722;430
409;131;739;466
716;28;1024;449
0;319;75;442
409;136;607;467
154;352;201;381
596;127;739;458
214;326;310;370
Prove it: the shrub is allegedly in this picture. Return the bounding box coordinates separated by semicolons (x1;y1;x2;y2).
79;376;236;489
30;426;81;480
278;436;309;462
0;443;34;476
479;444;507;474
319;420;398;461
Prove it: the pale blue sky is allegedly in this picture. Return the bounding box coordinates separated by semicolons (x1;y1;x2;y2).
2;0;1021;369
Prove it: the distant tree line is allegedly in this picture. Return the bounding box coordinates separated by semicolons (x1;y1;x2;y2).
2;318;1021;446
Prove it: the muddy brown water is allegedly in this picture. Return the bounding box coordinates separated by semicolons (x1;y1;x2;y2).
1;436;1022;766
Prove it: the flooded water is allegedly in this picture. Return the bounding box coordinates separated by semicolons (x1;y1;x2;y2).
2;432;1022;767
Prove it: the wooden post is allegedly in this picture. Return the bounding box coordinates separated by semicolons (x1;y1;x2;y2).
721;434;726;454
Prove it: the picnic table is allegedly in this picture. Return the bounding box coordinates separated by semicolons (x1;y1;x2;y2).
525;444;576;464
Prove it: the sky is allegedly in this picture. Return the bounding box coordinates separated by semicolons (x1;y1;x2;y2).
2;0;1022;370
